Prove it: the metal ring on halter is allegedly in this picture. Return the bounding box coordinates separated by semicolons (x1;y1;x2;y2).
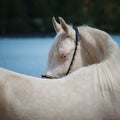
41;26;80;79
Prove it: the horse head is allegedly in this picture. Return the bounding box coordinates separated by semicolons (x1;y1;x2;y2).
42;17;82;78
42;17;118;79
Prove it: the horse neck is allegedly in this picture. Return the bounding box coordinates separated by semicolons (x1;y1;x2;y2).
78;26;119;65
65;27;120;95
64;48;120;98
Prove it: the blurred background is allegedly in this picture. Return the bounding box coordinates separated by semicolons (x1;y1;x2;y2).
0;0;120;76
0;0;120;36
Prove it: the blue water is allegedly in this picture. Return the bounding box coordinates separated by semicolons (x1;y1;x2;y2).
0;37;54;77
0;35;120;77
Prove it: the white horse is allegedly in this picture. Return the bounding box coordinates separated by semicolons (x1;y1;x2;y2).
43;17;114;78
0;17;120;120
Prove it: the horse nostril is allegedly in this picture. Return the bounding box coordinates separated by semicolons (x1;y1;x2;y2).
41;74;47;78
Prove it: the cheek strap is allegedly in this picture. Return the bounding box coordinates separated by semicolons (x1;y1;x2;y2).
65;26;80;75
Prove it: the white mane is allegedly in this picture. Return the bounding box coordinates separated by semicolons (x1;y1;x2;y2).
66;26;120;100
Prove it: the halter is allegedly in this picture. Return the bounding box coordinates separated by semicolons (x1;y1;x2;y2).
42;26;80;79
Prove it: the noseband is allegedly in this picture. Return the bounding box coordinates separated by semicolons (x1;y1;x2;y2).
42;26;80;79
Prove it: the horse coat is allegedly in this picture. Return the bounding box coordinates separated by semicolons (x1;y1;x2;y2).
0;17;120;120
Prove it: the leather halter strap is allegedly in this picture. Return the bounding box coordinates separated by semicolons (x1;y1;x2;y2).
65;26;80;75
42;26;80;79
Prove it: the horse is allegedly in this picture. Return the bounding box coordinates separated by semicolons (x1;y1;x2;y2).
0;17;120;120
42;17;117;79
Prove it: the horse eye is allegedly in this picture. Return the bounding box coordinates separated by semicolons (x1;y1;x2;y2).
60;53;68;59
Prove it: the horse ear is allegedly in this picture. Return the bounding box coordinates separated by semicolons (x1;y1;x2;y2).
59;17;69;34
52;17;61;33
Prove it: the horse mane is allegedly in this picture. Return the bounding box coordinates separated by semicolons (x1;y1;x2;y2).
67;26;120;98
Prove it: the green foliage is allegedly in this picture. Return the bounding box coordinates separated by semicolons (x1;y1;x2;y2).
0;0;120;36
